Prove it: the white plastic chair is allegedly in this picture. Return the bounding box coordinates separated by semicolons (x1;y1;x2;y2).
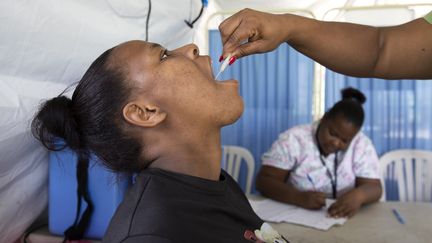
222;145;255;195
379;149;432;202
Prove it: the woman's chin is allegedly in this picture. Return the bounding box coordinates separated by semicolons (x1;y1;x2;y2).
220;107;243;127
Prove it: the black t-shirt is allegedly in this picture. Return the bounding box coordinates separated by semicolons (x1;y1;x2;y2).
102;168;264;243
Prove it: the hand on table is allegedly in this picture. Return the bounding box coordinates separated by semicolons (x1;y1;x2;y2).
327;190;362;218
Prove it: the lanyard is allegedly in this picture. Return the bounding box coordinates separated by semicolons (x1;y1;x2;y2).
319;153;338;199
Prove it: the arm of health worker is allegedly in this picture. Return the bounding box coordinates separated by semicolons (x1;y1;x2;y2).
256;165;326;210
327;177;382;218
219;8;432;80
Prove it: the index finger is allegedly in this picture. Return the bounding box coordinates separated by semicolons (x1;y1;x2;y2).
219;12;243;48
219;11;253;58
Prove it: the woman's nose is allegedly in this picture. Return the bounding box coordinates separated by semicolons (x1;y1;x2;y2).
332;139;342;149
174;44;199;59
334;139;348;151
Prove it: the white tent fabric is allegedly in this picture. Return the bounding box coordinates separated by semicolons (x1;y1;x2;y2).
0;0;202;242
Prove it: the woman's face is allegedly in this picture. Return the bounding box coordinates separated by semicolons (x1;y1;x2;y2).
112;40;244;127
317;115;360;155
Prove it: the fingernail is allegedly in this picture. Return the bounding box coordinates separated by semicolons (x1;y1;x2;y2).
219;55;224;62
228;56;236;65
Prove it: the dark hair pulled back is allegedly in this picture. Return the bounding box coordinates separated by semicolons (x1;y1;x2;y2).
326;87;366;128
32;48;143;173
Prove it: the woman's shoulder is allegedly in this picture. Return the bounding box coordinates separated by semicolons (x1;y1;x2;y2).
278;123;314;141
352;131;373;144
349;131;376;153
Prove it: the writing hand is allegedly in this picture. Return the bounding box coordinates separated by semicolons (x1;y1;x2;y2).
300;191;326;210
327;190;362;218
218;8;288;59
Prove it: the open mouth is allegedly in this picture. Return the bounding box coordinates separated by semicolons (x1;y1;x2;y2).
207;56;239;86
203;56;216;79
209;55;228;80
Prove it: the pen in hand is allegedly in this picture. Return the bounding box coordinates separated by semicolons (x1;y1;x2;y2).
306;174;317;191
392;208;405;224
305;174;326;210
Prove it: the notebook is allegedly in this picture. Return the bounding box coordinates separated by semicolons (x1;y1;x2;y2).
249;198;347;231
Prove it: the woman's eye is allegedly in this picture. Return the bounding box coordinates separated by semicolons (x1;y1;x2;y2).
161;50;169;60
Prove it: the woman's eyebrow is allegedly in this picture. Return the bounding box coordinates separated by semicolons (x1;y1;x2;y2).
150;43;161;48
150;43;164;51
148;43;166;59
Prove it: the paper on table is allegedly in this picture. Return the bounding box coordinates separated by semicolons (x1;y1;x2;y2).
249;198;347;231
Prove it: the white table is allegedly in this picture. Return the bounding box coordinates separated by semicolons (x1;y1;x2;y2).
267;201;432;243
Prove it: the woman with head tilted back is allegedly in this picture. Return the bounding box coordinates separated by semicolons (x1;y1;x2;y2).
32;41;289;243
256;88;382;218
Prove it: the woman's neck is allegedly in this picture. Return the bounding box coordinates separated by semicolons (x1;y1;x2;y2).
146;129;223;181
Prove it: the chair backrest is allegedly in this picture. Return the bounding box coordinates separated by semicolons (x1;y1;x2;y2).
222;145;255;194
379;149;432;202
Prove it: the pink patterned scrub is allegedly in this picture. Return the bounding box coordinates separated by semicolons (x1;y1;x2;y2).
261;122;380;198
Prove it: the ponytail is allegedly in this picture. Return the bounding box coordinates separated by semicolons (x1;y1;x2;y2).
32;95;80;151
326;87;366;128
32;94;93;241
341;87;366;104
31;46;143;240
33;47;143;173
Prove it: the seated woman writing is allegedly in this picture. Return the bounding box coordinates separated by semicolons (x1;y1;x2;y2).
32;40;289;243
256;88;382;218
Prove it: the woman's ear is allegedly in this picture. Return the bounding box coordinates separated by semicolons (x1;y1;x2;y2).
122;102;167;127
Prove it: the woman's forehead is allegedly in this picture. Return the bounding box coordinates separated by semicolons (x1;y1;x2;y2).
113;41;156;59
327;115;358;136
108;41;163;75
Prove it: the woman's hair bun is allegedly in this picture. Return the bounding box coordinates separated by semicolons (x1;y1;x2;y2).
341;87;366;105
32;95;80;151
